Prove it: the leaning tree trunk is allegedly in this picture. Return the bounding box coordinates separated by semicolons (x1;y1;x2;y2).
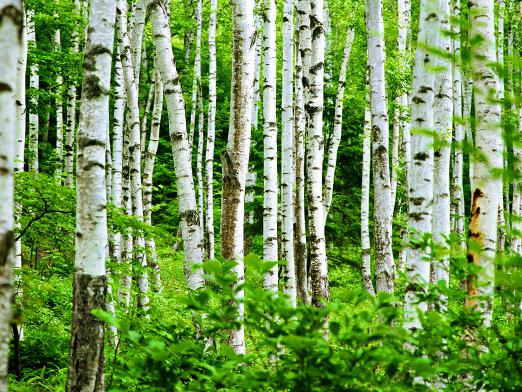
281;0;296;305
116;0;149;314
465;0;503;327
365;0;394;294
148;0;205;291
323;27;354;224
196;84;205;255
262;0;278;293
0;2;22;389
130;0;145;84
205;0;217;260
305;0;329;308
219;0;256;354
451;0;465;248
431;0;453;313
404;0;439;331
66;0;116;389
27;8;39;173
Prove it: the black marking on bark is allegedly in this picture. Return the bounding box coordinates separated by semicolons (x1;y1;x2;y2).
0;231;14;268
83;44;112;72
83;75;105;99
413;152;429;161
0;82;12;92
78;135;105;149
0;5;24;38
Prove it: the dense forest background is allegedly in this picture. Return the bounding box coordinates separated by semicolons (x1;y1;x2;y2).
0;0;520;390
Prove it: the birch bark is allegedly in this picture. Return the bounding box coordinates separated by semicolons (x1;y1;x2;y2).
66;0;115;389
219;0;256;353
451;0;465;247
262;0;278;293
465;0;503;327
116;0;149;314
404;0;439;331
431;0;453;311
0;2;22;389
294;38;309;304
323;27;354;223
188;0;202;149
306;0;329;307
361;95;376;296
27;9;39;173
205;0;217;260
281;0;296;305
366;0;394;294
54;25;64;181
148;0;205;292
64;0;81;188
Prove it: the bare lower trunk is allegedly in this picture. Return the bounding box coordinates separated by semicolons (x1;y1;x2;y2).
219;0;256;354
465;0;502;327
67;0;116;389
294;40;309;305
27;9;39;173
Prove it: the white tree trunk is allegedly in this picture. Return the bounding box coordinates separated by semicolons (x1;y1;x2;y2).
55;26;64;181
196;84;205;254
431;0;453;313
143;69;163;290
219;0;256;353
130;0;146;84
404;0;439;331
66;0;116;389
141;76;155;153
306;0;328;307
27;9;39;173
205;0;217;260
116;0;149;314
365;0;394;294
262;0;278;293
361;96;376;296
465;0;503;327
281;0;296;305
148;0;205;292
451;0;465;248
294;39;309;305
64;0;81;188
323;27;354;223
0;2;22;388
188;0;203;149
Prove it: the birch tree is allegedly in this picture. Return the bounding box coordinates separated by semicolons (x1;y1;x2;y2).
148;0;205;292
365;0;394;294
0;2;22;389
323;27;354;223
27;8;39;172
66;0;116;389
54;23;64;181
143;69;163;289
465;0;503;327
205;0;217;260
431;0;453;310
361;96;376;296
64;0;81;188
116;0;149;313
294;36;309;304
404;0;439;331
281;0;296;304
306;0;329;307
451;0;465;247
262;0;278;293
219;0;256;353
188;0;202;148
